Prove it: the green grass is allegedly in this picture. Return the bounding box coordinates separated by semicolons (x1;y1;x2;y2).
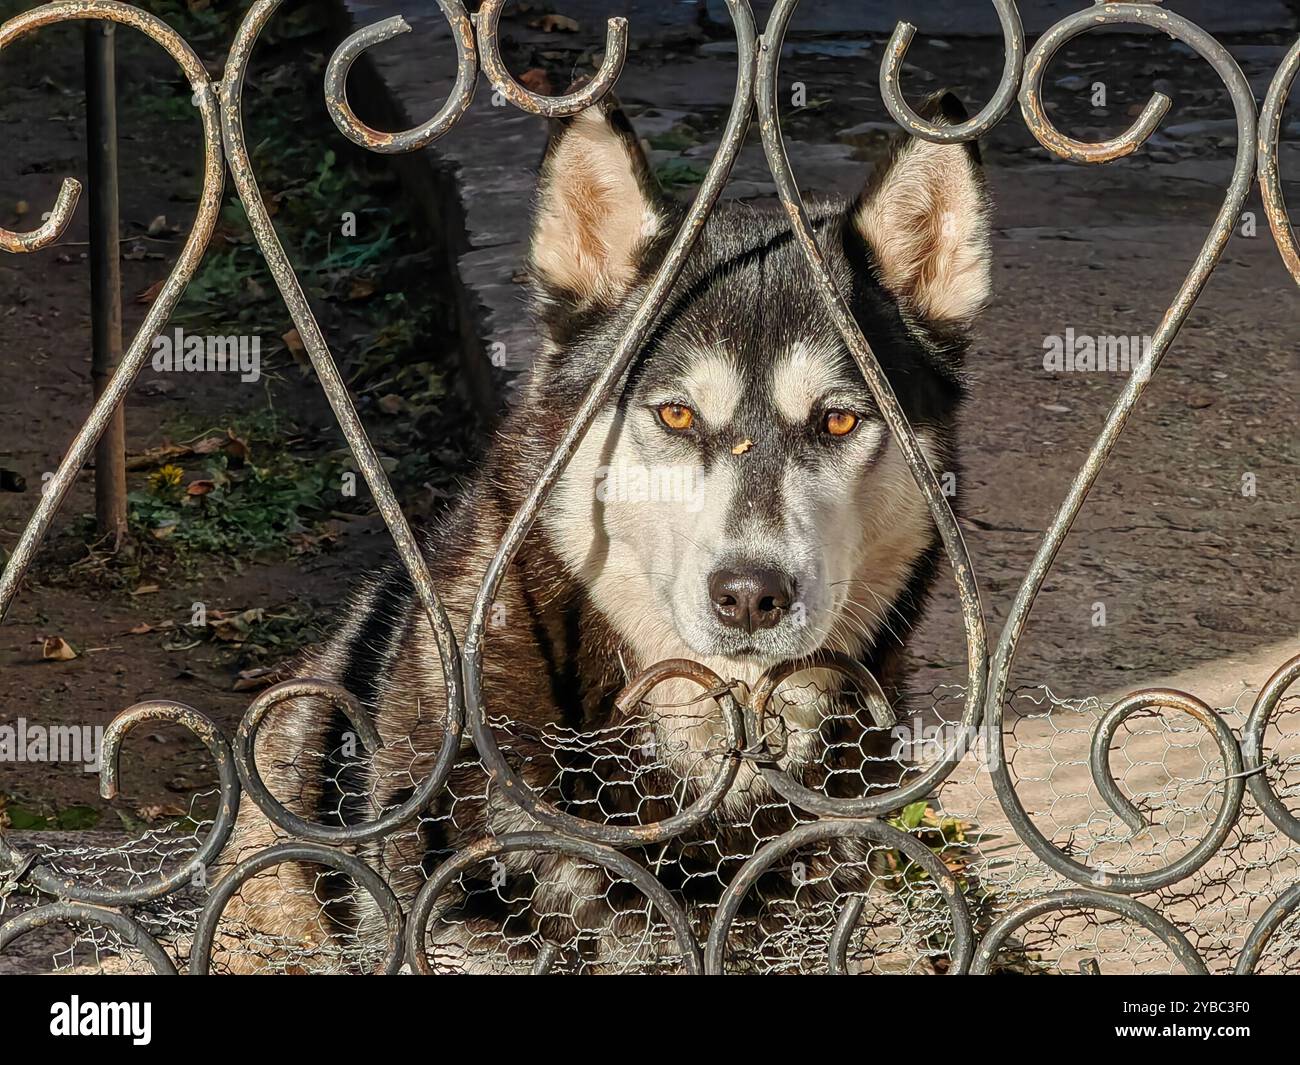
125;407;356;560
0;794;101;831
654;157;708;188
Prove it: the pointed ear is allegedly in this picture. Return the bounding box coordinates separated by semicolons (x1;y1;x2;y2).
530;96;666;310
850;92;992;327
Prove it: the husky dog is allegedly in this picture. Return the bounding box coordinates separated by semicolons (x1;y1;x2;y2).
214;92;991;973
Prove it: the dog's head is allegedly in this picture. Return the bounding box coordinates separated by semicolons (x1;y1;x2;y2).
529;95;991;674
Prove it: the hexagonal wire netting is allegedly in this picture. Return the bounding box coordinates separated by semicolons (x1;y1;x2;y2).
4;682;1298;974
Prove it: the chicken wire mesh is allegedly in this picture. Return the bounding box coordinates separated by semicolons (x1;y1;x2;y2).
4;680;1298;975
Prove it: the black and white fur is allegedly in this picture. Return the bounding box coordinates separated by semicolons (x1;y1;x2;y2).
214;92;992;973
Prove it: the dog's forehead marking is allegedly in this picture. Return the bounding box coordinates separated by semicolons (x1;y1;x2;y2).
678;349;743;427
770;340;846;423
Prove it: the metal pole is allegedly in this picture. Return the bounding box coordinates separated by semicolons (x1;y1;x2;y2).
84;21;127;546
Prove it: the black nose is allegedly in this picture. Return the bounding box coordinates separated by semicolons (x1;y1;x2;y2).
708;568;795;632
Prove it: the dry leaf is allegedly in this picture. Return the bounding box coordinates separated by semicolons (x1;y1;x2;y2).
222;431;250;464
186;479;215;497
130;584;161;596
211;608;263;643
530;13;579;32
134;279;166;305
233;666;276;692
288;529;339;555
191;435;226;455
42;636;78;662
377;394;405;415
346;277;376;301
282;328;310;371
519;68;553;95
125;442;191;471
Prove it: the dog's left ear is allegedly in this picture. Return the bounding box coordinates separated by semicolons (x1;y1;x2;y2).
848;92;992;328
530;96;666;312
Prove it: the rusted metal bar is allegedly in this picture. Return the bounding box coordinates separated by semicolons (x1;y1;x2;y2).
881;0;1025;143
705;819;974;975
458;0;758;845
219;1;466;830
0;0;225;627
1235;878;1300;974
1242;653;1300;842
756;0;991;821
1259;37;1300;285
983;0;1260;895
84;20;128;544
970;889;1208;975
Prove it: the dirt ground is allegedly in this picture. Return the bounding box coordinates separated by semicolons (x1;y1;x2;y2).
0;0;483;827
0;1;1297;837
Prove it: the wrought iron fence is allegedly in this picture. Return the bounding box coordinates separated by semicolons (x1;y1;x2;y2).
0;0;1297;974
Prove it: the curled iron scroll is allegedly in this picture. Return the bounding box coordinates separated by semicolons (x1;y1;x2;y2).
704;819;974;975
190;842;405;974
231;680;419;845
0;701;238;906
458;0;758;846
405;832;701;974
881;0;1025;143
220;0;466;834
0;0;225;627
983;1;1260;894
756;0;990;820
1088;690;1244;864
0;902;178;974
475;0;627;117
970;889;1208;975
743;653;910;819
325;0;478;153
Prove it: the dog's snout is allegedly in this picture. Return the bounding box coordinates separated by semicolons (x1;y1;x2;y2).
708;567;795;633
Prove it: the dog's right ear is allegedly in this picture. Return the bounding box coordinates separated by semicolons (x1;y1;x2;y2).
530;99;667;317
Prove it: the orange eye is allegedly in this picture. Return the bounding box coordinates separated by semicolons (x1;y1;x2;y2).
658;403;695;432
824;410;859;437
